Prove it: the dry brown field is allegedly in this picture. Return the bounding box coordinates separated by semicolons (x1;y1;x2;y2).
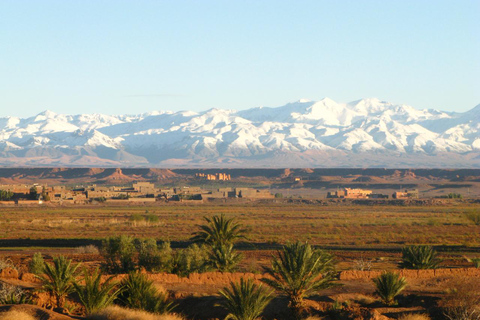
1;201;480;320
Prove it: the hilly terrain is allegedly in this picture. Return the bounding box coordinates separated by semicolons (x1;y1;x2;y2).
0;98;478;167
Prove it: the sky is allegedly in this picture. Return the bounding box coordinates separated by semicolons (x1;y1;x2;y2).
0;0;479;118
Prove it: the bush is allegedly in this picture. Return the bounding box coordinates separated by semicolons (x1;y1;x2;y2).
466;211;480;225
146;214;159;223
0;257;16;271
0;189;14;201
75;245;100;255
117;272;175;314
441;278;480;320
274;193;283;198
172;244;210;276
101;235;136;273
218;278;273;320
373;271;407;306
399;245;441;269
29;252;45;275
472;258;480;268
0;282;33;304
137;239;173;272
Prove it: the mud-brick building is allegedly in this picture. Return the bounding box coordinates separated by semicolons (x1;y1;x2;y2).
392;189;419;199
327;188;373;199
132;182;156;194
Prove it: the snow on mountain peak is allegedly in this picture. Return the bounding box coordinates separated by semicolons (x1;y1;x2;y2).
0;98;478;167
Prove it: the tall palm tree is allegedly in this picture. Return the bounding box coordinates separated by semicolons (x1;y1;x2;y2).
36;255;81;311
261;242;336;320
218;277;273;320
191;214;246;247
73;268;122;315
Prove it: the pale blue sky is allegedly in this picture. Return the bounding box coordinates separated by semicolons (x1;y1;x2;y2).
1;0;479;118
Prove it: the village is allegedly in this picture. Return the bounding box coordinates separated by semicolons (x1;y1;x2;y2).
0;178;421;205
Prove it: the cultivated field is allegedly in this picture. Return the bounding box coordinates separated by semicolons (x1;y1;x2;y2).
1;201;480;320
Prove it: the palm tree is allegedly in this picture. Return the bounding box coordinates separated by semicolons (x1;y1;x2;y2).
191;214;246;247
73;268;122;315
36;255;80;311
209;244;243;272
218;277;273;320
399;245;441;269
261;242;336;320
373;271;407;305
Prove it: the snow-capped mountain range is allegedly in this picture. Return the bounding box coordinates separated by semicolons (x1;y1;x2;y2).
0;98;479;168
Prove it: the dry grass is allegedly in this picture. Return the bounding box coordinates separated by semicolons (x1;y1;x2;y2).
397;314;431;320
0;203;478;249
0;310;36;320
87;305;185;320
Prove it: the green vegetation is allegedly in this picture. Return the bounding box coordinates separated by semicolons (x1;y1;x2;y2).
101;235;136;273
261;242;337;319
191;214;246;272
137;239;172;272
36;255;80;310
399;245;441;269
0;190;14;201
29;252;45;275
172;243;210;276
373;271;407;306
466;211;480;225
191;213;246;247
208;244;242;272
73;268;121;315
117;272;175;314
218;278;273;320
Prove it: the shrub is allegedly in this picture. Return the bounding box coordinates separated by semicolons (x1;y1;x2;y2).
172;244;210;276
274;193;283;198
36;255;81;310
373;271;407;306
75;245;100;255
218;278;273;320
146;214;160;223
137;239;173;272
399;245;441;269
0;257;15;271
0;189;14;201
441;278;480;320
472;258;480;268
261;242;337;319
117;272;175;314
0;282;33;304
466;211;480;225
101;235;136;273
87;305;185;320
29;252;45;275
74;268;122;315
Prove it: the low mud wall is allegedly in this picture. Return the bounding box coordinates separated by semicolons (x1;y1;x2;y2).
147;272;263;285
339;267;480;280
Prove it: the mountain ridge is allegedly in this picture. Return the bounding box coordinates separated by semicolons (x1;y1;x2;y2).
0;98;478;168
